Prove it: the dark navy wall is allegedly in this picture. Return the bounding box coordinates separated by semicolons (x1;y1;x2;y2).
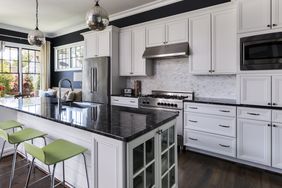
50;0;230;88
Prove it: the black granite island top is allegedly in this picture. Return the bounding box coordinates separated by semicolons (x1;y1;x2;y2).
0;97;178;142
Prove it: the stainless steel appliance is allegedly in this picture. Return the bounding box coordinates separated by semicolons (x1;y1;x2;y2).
143;42;189;59
241;32;282;70
123;88;134;97
82;57;110;104
139;90;194;147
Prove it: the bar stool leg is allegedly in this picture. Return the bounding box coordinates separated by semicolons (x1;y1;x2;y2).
50;164;57;188
0;140;6;161
62;161;65;187
82;153;90;188
42;137;51;174
24;157;35;188
9;144;19;188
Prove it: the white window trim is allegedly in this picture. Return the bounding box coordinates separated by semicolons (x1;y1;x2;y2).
54;41;84;72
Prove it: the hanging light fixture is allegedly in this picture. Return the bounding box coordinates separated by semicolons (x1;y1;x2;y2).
86;0;109;31
28;0;45;47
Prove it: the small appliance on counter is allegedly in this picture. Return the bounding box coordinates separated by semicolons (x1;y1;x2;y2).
123;88;134;97
134;80;142;96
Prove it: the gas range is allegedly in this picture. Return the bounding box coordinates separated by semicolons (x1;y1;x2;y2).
139;90;194;110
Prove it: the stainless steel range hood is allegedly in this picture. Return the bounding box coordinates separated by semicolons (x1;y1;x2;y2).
143;42;189;59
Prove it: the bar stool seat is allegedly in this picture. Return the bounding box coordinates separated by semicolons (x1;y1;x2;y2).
0;120;23;131
24;139;90;188
0;125;47;188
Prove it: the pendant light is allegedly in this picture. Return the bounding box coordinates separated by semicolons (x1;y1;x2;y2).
86;0;109;31
28;0;46;47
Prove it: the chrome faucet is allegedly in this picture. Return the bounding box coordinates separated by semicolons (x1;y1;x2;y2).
58;78;74;105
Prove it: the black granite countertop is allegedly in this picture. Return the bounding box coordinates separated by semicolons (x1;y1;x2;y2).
0;97;178;142
184;97;282;110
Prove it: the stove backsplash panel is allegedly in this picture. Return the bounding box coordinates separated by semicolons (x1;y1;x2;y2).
127;58;236;99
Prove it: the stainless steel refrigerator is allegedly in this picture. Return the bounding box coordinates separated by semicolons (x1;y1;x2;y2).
82;57;110;104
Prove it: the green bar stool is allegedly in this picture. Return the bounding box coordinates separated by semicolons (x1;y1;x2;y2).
0;120;23;160
0;124;48;188
24;139;90;188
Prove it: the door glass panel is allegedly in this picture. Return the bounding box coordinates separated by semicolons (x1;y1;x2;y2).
162;173;169;188
169;147;175;168
162;129;169;152
169;126;175;146
161;151;168;175
169;167;175;187
133;172;144;188
133;144;144;174
146;163;155;188
146;138;154;164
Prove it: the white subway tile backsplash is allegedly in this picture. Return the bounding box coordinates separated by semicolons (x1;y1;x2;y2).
127;58;236;99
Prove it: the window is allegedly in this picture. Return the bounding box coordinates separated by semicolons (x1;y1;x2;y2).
0;42;40;97
55;42;84;71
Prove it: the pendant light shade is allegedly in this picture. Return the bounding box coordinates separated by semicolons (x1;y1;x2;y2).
28;0;45;47
86;1;109;31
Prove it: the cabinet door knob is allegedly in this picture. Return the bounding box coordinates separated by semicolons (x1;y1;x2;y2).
268;124;271;127
273;24;277;27
273;103;277;106
267;24;271;28
273;124;277;128
268;102;272;105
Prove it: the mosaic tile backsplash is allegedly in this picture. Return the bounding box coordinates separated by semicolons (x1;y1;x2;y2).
127;58;237;99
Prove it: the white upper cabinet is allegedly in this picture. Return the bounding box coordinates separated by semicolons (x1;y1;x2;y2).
238;0;271;33
238;0;282;33
83;30;111;58
272;0;282;29
189;9;237;75
165;19;188;45
119;31;132;76
146;19;188;47
237;118;271;166
272;122;282;169
212;9;237;74
132;28;146;76
119;27;152;76
189;14;212;74
146;24;166;47
240;76;272;106
97;31;110;57
272;75;282;107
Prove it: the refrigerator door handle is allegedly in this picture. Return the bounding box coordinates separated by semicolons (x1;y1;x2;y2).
91;68;97;93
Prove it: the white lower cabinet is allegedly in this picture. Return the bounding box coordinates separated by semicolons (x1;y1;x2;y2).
185;129;236;157
272;123;282;169
127;120;177;188
237;117;271;166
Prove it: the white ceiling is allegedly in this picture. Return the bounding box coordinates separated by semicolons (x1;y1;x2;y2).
0;0;180;37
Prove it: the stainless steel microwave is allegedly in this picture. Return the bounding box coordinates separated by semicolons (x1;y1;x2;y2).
241;32;282;71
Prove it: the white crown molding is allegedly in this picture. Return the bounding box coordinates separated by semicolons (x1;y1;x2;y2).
48;0;183;38
109;0;183;21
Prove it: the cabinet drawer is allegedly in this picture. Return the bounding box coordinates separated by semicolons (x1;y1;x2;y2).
184;129;236;157
111;97;139;108
184;112;236;137
272;110;282;123
237;107;271;121
184;102;236;117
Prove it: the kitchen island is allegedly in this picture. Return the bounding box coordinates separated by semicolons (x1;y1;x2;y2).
0;97;178;188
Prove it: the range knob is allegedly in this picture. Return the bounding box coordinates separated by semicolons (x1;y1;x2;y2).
157;102;160;105
174;104;178;107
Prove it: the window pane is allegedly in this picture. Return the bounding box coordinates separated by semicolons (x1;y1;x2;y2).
23;74;40;97
0;74;19;97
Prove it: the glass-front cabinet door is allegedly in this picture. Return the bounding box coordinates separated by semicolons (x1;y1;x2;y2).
127;120;177;188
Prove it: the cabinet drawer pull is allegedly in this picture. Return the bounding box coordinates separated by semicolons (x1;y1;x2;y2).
130;101;136;103
189;107;198;110
218;125;230;128
247;112;260;116
188;137;198;141
114;99;119;102
189;120;198;123
219;144;230;148
219;110;230;113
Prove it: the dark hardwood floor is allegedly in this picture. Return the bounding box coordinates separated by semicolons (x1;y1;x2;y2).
1;151;282;188
178;151;282;188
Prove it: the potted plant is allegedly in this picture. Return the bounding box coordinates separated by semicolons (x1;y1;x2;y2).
0;85;5;97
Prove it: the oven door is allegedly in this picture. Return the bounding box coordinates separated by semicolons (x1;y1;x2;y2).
140;106;183;136
241;33;282;71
